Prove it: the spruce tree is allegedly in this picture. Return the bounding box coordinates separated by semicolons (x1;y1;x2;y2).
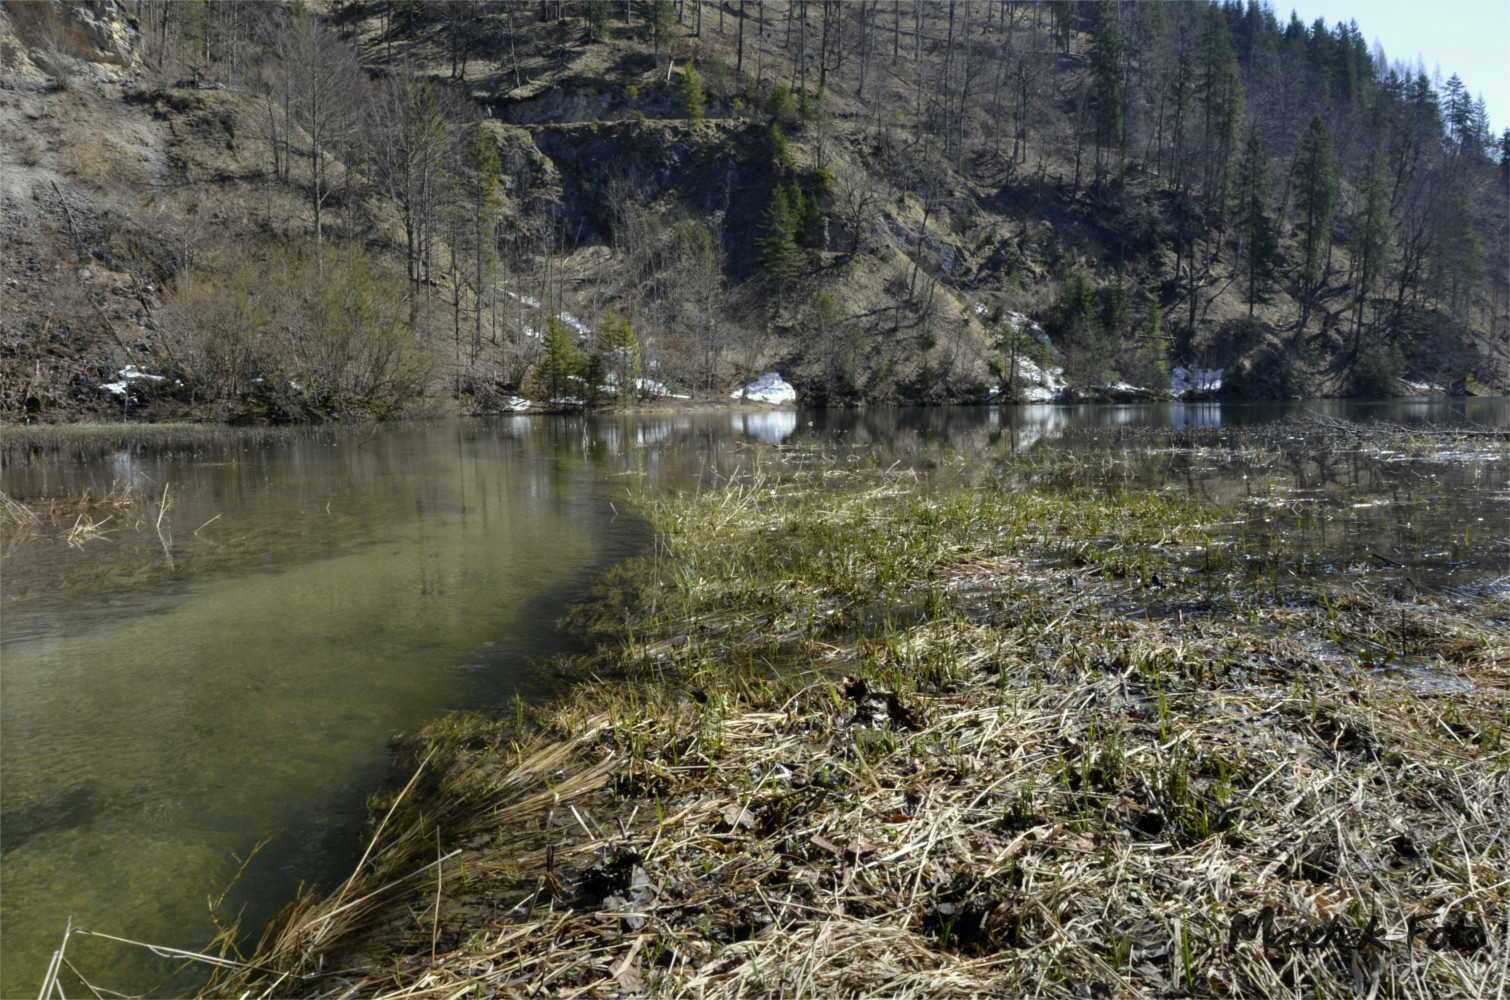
586;0;610;40
1234;133;1276;317
1135;298;1168;388
757;185;801;285
462;122;502;363
1195;7;1244;216
1347;146;1391;355
675;63;705;120
1088;0;1126;188
638;0;676;55
535;316;582;402
1292;115;1337;329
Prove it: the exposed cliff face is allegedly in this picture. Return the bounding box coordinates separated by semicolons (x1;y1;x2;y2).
0;1;141;85
518;119;770;267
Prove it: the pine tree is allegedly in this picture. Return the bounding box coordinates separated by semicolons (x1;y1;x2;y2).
1347;146;1391;355
766;85;797;128
1234;132;1276;317
1135;297;1168;388
1087;0;1125;191
675;63;705;120
462;121;502;364
587;0;611;41
1292;114;1337;330
1195;7;1244;216
1442;74;1473;153
597;305;641;397
1099;273;1131;338
637;0;676;55
535;316;582;403
757;185;801;285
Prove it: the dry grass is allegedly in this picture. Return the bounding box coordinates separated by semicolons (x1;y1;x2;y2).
193;456;1507;1000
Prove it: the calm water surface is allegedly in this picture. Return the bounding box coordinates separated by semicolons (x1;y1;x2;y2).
1;400;1505;996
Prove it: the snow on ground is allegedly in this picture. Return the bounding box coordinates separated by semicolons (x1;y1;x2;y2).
633;378;688;399
1397;378;1445;394
100;365;165;396
1171;367;1223;396
504;291;541;308
989;357;1067;402
501;397;531;412
732;373;796;405
558;312;591;339
599;373;690;398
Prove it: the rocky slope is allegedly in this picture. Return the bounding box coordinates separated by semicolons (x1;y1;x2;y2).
2;1;1503;424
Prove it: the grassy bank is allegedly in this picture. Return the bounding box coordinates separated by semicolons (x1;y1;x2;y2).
188;448;1507;999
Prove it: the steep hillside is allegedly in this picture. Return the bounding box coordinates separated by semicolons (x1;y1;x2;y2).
2;1;1504;423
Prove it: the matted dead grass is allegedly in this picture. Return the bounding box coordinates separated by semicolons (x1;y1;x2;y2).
179;455;1508;1000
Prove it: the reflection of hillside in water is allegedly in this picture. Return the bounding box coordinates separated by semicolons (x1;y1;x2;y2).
733;411;799;444
2;398;1505;998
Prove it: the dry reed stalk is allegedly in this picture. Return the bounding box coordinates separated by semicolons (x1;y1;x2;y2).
1;489;42;530
201;463;1506;1000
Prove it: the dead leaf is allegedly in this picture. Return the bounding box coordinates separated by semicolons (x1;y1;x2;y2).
809;833;842;856
883;692;924;730
838;675;868;701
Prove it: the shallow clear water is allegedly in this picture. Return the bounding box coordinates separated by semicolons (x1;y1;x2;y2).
1;399;1505;996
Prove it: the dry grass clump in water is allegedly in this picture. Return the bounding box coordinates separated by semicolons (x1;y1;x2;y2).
208;466;1507;1000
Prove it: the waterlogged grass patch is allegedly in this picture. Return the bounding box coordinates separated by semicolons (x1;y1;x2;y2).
193;460;1507;1000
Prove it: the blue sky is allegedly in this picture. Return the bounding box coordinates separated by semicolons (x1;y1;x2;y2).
1285;0;1510;134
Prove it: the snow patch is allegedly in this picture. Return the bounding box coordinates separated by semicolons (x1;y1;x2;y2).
732;373;796;405
632;377;687;399
501;396;532;412
100;365;165;396
599;374;689;398
1171;367;1223;396
1396;378;1445;394
504;291;541;308
558;312;591;339
990;357;1067;402
983;312;1066;402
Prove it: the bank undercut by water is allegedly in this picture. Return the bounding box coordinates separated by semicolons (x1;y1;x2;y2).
174;445;1510;1000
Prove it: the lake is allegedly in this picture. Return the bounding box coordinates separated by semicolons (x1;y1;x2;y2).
1;398;1505;996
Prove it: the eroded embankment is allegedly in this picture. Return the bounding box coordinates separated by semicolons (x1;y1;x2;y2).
198;445;1508;1000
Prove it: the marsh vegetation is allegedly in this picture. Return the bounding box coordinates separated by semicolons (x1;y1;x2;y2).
185;414;1507;1000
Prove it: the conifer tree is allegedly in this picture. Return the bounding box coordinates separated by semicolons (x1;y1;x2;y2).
757;185;801;286
463;121;501;364
586;0;610;40
675;63;705;120
638;0;676;55
1347;146;1391;355
1195;7;1244;216
1088;0;1126;191
1233;132;1276;316
1135;298;1168;388
597;305;641;398
536;316;582;403
1292;115;1337;330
